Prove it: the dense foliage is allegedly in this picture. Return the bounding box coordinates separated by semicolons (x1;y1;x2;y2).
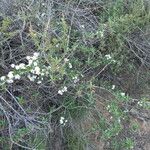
0;0;150;149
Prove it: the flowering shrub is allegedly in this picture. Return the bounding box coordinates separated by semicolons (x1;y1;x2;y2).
1;53;42;85
0;0;150;149
0;51;80;93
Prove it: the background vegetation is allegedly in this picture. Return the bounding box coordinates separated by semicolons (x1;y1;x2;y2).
0;0;150;149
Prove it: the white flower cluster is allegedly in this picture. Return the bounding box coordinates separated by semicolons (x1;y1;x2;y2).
0;70;21;84
0;52;48;85
60;117;68;126
64;58;69;62
105;54;116;63
11;63;26;70
137;101;144;107
25;52;51;84
58;86;67;95
26;52;40;66
105;54;112;60
73;76;79;83
0;52;74;87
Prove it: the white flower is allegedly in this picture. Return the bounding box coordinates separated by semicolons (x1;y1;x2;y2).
60;117;65;124
62;86;67;92
14;63;26;70
0;76;6;81
29;78;35;82
105;54;111;60
37;80;42;84
19;63;25;69
27;74;36;81
7;71;14;79
68;63;72;68
34;66;40;75
56;44;59;48
60;117;64;120
41;13;45;17
73;76;77;80
112;85;115;90
58;90;63;95
32;52;39;60
7;79;13;83
81;25;85;28
26;56;30;60
33;52;40;57
63;120;68;126
42;69;45;72
74;79;79;83
28;59;33;66
58;86;67;94
64;58;69;62
14;74;21;80
60;117;68;125
120;93;125;96
73;76;79;83
15;65;20;70
60;119;64;124
11;64;15;68
32;55;38;60
107;105;110;110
